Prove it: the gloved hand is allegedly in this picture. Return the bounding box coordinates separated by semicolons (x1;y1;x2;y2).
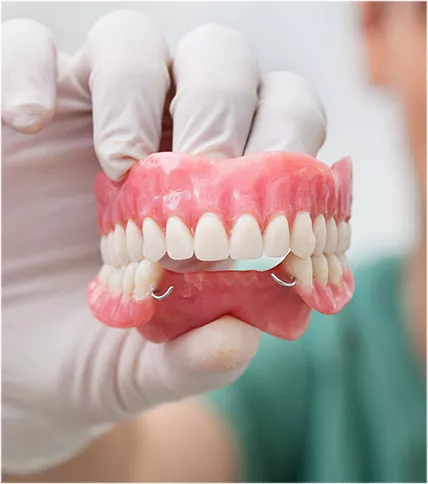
2;10;327;474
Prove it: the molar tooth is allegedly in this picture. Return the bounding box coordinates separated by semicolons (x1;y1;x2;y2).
230;214;263;260
283;253;313;289
290;212;316;259
324;219;338;255
98;265;112;284
194;213;229;261
108;267;124;296
142;218;167;262
113;224;129;267
327;254;342;285
336;221;351;253
134;260;163;300
312;254;328;287
126;220;144;262
313;215;327;255
122;262;138;298
166;216;194;260
263;215;290;257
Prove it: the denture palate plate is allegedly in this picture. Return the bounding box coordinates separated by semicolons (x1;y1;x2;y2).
324;218;338;255
114;224;129;267
263;214;290;257
194;213;229;261
312;214;327;255
336;221;351;253
142;218;167;262
230;214;263;260
134;260;163;300
126;220;144;262
284;253;313;289
166;216;194;260
327;254;342;285
290;212;316;259
311;254;328;287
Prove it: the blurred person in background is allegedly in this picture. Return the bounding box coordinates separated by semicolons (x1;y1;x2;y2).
2;1;426;482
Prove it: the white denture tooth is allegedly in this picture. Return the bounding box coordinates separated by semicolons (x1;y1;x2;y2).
194;213;229;261
313;214;327;255
230;214;263;260
327;254;342;285
98;265;112;284
284;253;313;289
142;218;167;262
166;216;194;260
126;220;144;262
336;221;351;254
105;232;115;266
339;254;350;272
113;224;129;267
100;237;107;264
122;262;138;298
290;212;316;259
263;214;290;257
134;260;163;300
108;267;124;296
312;254;329;287
324;218;338;255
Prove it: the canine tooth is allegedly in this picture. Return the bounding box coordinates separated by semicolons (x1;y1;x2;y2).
290;212;316;259
327;254;342;285
264;215;290;257
194;213;229;261
98;265;112;284
126;220;144;262
166;216;194;260
230;214;263;260
142;218;167;262
108;267;124;296
284;253;313;289
336;221;351;253
106;232;115;266
313;215;327;255
122;263;138;298
312;254;328;286
134;260;163;300
113;224;129;266
324;219;338;255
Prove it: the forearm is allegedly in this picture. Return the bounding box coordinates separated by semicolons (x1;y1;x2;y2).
3;399;237;483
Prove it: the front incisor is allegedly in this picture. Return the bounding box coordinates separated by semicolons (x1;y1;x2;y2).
290;212;316;259
194;213;229;261
263;214;290;257
230;214;263;260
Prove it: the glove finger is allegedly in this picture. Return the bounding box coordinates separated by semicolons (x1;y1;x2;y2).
171;24;260;159
71;10;171;181
136;317;261;404
2;19;57;134
245;71;327;156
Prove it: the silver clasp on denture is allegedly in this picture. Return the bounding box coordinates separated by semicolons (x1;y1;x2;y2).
270;273;297;288
150;286;175;301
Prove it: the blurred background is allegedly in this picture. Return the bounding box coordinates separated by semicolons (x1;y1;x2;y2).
2;1;418;263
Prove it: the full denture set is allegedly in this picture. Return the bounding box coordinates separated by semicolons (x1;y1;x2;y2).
88;151;354;343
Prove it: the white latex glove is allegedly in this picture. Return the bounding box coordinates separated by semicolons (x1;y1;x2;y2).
2;11;326;474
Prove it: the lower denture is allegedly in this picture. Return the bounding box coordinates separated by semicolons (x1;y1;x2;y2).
87;151;354;343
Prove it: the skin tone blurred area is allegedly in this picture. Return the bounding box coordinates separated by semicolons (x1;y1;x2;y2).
2;2;426;482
